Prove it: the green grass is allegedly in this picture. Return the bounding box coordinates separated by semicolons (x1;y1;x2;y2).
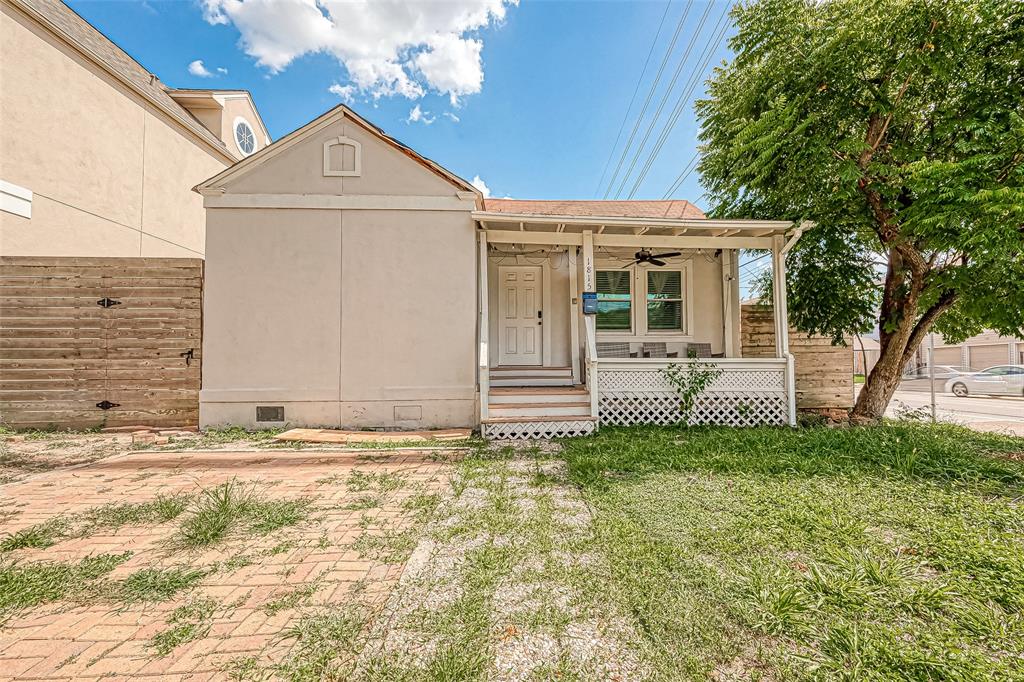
271;608;367;680
0;518;71;552
112;565;210;603
1;495;192;553
262;581;320;615
0;552;131;614
175;479;312;549
82;494;191;530
559;423;1024;680
149;597;220;656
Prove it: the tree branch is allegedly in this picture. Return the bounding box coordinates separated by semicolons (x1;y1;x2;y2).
902;289;958;366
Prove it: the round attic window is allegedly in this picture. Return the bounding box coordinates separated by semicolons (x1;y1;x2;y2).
233;117;256;156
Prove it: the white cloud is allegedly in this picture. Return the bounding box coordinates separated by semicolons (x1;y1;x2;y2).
200;0;516;101
216;66;229;74
188;59;215;77
328;83;356;102
443;112;461;123
471;175;491;197
406;104;435;125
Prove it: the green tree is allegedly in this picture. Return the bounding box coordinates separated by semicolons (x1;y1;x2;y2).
697;0;1024;420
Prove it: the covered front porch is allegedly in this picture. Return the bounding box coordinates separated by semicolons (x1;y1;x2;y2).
474;203;809;439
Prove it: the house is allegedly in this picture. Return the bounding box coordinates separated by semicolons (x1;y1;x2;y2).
853;332;1022;377
195;104;809;438
0;0;270;257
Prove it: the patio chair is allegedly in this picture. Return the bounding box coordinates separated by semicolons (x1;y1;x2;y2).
597;342;635;358
684;342;713;358
642;342;678;358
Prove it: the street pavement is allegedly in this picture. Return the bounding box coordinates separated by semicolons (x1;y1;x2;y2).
883;388;1024;436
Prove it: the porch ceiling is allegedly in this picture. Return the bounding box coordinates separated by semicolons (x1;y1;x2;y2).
473;211;796;239
474;211;804;251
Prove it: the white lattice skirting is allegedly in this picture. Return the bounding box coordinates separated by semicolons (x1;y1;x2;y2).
481;419;597;440
597;366;788;427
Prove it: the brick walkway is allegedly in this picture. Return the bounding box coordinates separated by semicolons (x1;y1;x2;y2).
0;448;454;680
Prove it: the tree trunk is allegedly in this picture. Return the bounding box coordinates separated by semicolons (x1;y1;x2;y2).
852;334;911;422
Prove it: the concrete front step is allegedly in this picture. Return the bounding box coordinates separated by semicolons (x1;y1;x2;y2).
490;366;572;378
488;387;589;404
488;402;591;418
489;376;575;387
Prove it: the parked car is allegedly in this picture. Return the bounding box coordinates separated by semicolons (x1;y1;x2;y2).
899;365;971;392
944;365;1024;397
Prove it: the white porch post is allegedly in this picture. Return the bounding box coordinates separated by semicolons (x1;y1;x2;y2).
721;249;740;357
478;232;489;422
568;247;581;384
582;230;599;420
772;235;796;425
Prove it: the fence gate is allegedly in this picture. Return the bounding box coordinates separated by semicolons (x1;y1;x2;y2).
0;257;202;429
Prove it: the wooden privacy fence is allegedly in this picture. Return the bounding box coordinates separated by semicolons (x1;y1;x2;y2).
0;257;202;429
741;304;853;416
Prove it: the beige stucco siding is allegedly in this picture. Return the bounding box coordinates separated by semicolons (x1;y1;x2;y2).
201;209;343;412
199;109;478;429
0;4;227;256
200;208;477;429
223;114;457;197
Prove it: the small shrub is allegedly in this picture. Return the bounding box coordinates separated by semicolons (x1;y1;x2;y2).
176;479;311;549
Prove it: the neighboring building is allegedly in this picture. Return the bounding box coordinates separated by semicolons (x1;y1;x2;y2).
195;104;808;437
0;0;269;257
916;331;1023;371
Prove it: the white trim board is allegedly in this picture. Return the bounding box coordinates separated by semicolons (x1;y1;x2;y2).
0;180;32;219
202;193;478;211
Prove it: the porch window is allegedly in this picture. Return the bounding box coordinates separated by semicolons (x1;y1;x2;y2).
596;270;632;331
646;270;683;331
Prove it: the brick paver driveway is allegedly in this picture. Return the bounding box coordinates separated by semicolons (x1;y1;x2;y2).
0;448;453;680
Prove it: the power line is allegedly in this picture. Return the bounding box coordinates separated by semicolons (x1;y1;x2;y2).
662;151;698;199
626;3;733;199
611;0;716;199
593;1;672;198
602;0;694;199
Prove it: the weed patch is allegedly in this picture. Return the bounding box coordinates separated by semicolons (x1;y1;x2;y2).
0;518;70;552
0;552;131;615
113;565;209;603
175;479;311;549
273;608;367;680
149;597;219;656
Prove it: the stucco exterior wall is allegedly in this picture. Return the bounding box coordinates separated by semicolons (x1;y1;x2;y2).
200;110;478;429
0;4;228;257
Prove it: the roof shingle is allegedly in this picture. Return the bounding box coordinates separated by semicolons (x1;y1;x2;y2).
481;199;706;220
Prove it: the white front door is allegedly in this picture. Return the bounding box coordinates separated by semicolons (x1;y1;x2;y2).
498;265;543;366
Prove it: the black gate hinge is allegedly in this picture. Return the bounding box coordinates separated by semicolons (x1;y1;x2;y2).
96;297;122;308
180;348;195;366
96;400;120;410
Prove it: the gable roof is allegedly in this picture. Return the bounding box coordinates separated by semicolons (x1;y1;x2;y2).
194;104;480;196
8;0;251;161
482;199;706;220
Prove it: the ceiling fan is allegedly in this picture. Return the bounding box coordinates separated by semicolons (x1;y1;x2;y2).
622;248;681;267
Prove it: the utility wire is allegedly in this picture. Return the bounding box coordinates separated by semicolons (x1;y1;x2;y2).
611;0;715;199
662;151;698;199
602;0;694;199
626;3;733;199
593;1;673;198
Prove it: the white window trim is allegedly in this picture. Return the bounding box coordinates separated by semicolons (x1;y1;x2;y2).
233;116;257;157
595;260;694;340
323;135;362;177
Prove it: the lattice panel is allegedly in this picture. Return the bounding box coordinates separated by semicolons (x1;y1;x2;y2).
482;419;597;440
598;369;784;393
597;367;787;427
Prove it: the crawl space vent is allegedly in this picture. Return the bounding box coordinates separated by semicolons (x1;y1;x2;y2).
256;405;285;422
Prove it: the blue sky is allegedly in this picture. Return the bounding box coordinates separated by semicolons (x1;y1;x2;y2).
67;0;736;206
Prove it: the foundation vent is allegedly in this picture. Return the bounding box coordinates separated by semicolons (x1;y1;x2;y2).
256;405;285;422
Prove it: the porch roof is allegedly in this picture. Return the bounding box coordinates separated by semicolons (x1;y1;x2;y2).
472;198;796;245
